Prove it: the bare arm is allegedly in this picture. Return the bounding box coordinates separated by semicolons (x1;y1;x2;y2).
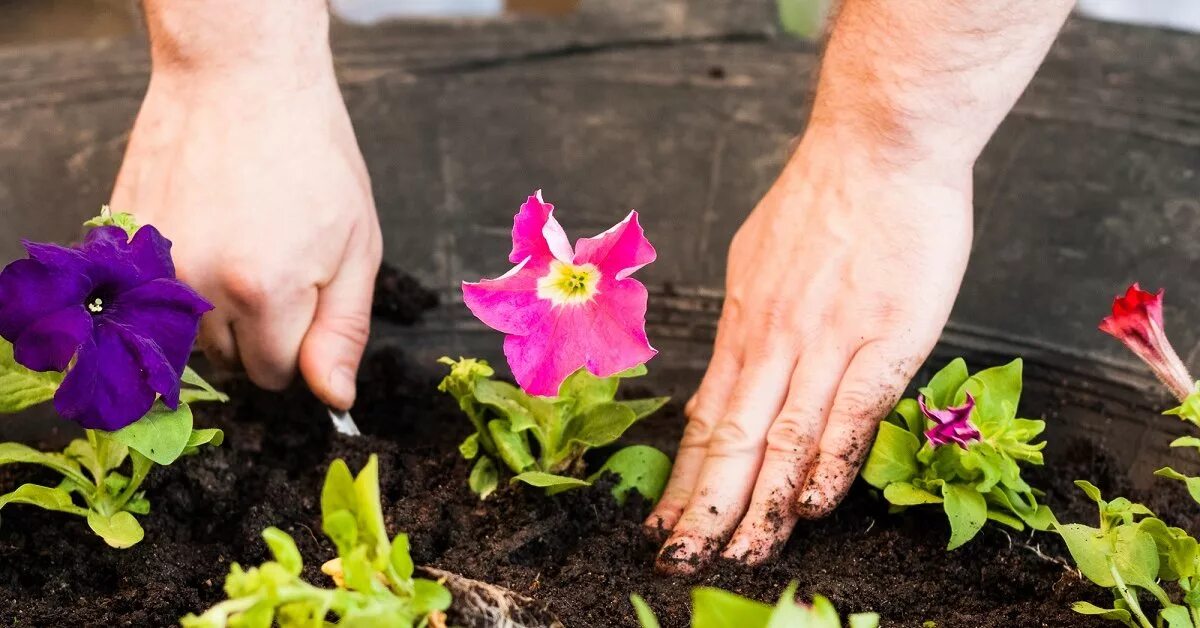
115;0;381;410
651;0;1075;573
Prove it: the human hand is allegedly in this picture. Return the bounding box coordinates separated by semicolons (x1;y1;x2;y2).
110;57;381;410
648;132;973;573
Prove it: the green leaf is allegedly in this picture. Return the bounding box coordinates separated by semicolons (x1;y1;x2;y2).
943;483;987;550
984;509;1025;530
110;401;194;465
617;397;671;421
179;366;229;404
1071;601;1131;622
262;527;302;576
321;459;357;524
591;445;672;505
1160;605;1194;628
183;428;224;457
411;578;453;615
692;586;772;627
86;511;144;549
487;419;537;474
352;455;391;561
765;583;807;628
958;359;1022;422
0;339;63;413
468;456;499;500
459;433;480;460
0;442;89;488
860;422;920;489
883;482;943;506
559;367;621;410
893;398;924;437
323;509;359;558
1156;467;1200;504
1075;480;1103;504
630;594;662;628
1171;436;1200;451
0;483;86;515
475;379;557;439
512;471;591;492
1057;523;1115;587
1112;524;1161;591
562;402;638;450
390;532;414;580
920;358;969;409
83;207;139;237
848;613;881;628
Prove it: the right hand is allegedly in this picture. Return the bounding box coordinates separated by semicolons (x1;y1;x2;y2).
110;61;382;410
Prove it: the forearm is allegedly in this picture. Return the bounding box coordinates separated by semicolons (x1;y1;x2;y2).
141;0;333;87
806;0;1075;180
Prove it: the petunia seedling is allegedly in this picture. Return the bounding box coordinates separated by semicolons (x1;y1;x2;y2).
630;582;879;628
1056;481;1200;628
181;455;452;627
860;358;1055;549
462;190;657;397
439;357;671;501
0;208;226;548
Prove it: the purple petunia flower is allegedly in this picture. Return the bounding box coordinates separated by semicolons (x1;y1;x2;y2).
0;225;212;430
918;393;981;449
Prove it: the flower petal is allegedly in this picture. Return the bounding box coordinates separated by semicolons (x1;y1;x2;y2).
0;258;91;341
503;277;656;396
13;306;91;372
111;322;182;408
573;211;656;280
510;190;572;265
1099;283;1193;401
126;225;177;282
462;258;552;336
54;326;157;430
107;278;213;394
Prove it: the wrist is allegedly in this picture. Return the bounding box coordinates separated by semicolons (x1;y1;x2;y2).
792;117;975;190
143;0;333;89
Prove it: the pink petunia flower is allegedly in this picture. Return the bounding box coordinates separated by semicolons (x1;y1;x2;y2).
462;191;657;396
1099;284;1194;401
919;393;981;449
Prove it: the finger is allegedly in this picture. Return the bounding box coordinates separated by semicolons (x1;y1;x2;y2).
231;291;317;391
198;313;239;372
644;302;744;537
795;340;923;519
721;343;852;564
656;339;795;575
299;229;381;410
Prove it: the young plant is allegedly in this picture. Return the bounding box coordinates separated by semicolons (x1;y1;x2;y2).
181;455;451;627
859;357;1055;549
1057;481;1200;627
630;583;879;628
443;190;672;499
1100;284;1200;506
439;357;671;500
0;208;225;548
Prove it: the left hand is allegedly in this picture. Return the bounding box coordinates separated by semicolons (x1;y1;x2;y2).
647;133;972;573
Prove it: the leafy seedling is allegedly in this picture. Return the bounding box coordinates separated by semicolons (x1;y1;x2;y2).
439;357;671;501
182;455;452;627
860;358;1055;549
631;582;879;628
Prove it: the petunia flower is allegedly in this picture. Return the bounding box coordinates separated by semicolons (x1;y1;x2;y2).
919;393;981;449
1099;283;1194;401
0;225;212;430
462;190;657;396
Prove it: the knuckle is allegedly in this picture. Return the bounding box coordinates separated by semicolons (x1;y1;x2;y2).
708;420;758;456
765;413;816;454
315;313;372;349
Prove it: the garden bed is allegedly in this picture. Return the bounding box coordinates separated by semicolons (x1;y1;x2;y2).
0;276;1194;627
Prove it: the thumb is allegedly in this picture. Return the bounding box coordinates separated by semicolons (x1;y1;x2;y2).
300;245;380;410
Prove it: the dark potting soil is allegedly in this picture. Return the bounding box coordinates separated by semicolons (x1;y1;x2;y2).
1;275;1194;626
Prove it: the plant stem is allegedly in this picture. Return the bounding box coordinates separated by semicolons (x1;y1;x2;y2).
111;450;153;513
1108;559;1154;628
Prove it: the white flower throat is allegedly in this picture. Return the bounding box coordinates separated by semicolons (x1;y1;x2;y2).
537;261;601;306
87;297;104;313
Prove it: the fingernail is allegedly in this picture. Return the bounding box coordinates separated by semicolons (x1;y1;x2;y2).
655;536;704;575
795;489;822;515
720;537;750;561
329;366;356;408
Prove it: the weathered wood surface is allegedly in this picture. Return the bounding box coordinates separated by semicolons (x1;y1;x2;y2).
0;0;1199;475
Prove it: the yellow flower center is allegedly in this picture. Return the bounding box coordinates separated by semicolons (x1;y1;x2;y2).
87;298;104;313
537;261;601;306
